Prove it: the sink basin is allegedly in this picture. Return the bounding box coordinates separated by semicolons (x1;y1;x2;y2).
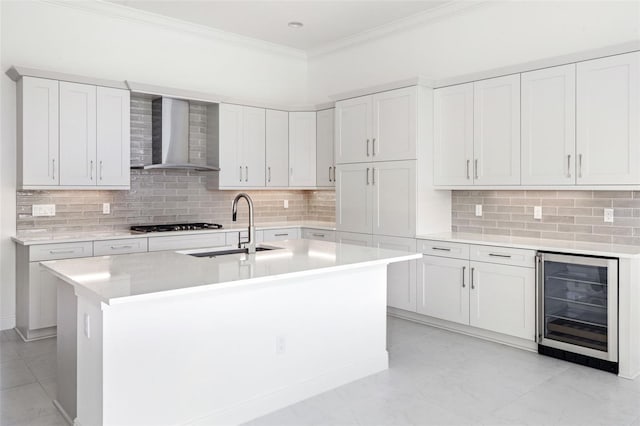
187;246;275;258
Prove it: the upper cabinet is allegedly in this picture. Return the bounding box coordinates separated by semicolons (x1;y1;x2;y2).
288;112;317;187
17;76;130;190
521;64;576;185
265;109;289;188
218;104;266;188
576;52;640;185
335;87;417;164
473;74;521;185
316;108;335;187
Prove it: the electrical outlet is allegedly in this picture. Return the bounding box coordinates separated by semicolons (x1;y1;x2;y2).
283;200;289;209
276;336;286;355
475;204;482;217
102;203;110;214
534;206;542;220
32;204;56;217
604;208;614;223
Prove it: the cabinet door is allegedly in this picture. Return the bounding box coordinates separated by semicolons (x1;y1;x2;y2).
265;109;289;187
521;64;576;185
577;52;640;185
434;83;474;185
417;255;469;325
20;77;59;186
29;263;57;329
335;95;372;164
469;261;535;341
219;104;243;186
289;111;317;187
371;87;417;161
335;231;373;247
59;82;97;186
97;87;130;187
371;160;416;238
473;75;521;185
242;106;266;187
373;235;417;312
335;163;372;234
316;109;335;187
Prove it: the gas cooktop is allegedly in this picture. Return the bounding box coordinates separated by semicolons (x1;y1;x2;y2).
130;223;223;233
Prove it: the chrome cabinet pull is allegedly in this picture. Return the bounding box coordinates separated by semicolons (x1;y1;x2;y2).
366;167;370;185
268;166;271;183
274;233;288;237
331;166;336;182
49;250;75;255
90;160;94;180
474;159;479;180
239;166;243;182
99;160;103;181
462;266;466;288
567;154;571;178
110;245;133;250
578;154;583;178
290;167;293;177
489;253;511;258
466;160;470;180
372;167;375;185
432;247;451;252
372;138;376;156
245;166;248;182
329;166;332;182
312;233;325;237
470;267;475;290
366;139;370;156
52;159;56;180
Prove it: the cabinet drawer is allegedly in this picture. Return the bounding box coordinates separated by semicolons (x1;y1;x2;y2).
418;240;469;260
302;228;336;241
263;228;300;242
30;241;93;261
148;233;227;252
93;238;148;256
470;245;536;268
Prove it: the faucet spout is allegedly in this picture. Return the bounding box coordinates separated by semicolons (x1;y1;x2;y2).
231;193;256;254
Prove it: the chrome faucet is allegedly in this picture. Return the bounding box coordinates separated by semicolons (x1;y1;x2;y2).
232;192;256;254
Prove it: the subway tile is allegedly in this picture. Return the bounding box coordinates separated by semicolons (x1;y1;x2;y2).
575;233;613;244
539;231;576;241
592;226;633;236
557;224;592;234
510;229;541;239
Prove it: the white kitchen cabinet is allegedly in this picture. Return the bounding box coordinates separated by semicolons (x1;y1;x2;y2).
335;231;373;247
433;83;474;186
18;76;59;187
28;263;58;330
316;108;335;187
265;109;289;187
469;261;535;341
473;74;521;185
417;255;469;325
577;52;640;185
335;87;417;164
263;228;300;241
373;235;417;312
289;112;317;187
218;104;266;187
521;64;576;185
59;82;97;186
301;228;336;241
335;163;373;235
96;87;131;187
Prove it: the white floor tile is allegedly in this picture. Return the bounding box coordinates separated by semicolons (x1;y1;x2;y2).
23;353;57;383
0;359;37;391
0;383;57;426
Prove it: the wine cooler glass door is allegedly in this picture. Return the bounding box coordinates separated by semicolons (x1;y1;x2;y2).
539;253;618;362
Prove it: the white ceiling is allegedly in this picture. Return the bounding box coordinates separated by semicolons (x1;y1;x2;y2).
105;1;451;51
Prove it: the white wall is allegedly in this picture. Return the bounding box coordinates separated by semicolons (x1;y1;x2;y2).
0;0;309;329
307;1;640;100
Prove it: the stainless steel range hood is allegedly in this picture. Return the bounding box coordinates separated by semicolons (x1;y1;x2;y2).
134;97;219;171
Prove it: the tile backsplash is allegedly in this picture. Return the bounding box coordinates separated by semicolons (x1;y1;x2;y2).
16;95;335;236
452;190;640;245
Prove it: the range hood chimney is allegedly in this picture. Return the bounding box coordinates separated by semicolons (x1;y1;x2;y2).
136;97;219;171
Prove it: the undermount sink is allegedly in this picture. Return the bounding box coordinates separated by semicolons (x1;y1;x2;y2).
187;246;276;258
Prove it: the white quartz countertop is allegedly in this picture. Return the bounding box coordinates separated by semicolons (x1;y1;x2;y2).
12;221;336;245
417;232;640;258
41;239;420;305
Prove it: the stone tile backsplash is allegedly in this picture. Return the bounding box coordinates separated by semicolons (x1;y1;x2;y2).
451;190;640;245
16;95;335;236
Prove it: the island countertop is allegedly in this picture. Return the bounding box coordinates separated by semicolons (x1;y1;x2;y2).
41;239;420;305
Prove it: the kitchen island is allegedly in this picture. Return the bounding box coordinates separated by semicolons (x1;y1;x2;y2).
41;239;420;426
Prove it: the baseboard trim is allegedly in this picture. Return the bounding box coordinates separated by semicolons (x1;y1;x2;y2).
184;351;389;426
1;315;16;331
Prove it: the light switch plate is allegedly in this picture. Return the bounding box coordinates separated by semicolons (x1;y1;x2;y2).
475;204;482;217
604;208;614;223
534;206;542;220
103;203;110;214
283;200;289;209
32;204;56;217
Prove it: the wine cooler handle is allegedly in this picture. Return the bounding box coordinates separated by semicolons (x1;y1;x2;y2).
535;253;543;343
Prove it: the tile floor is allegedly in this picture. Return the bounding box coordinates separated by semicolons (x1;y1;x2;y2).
2;317;640;426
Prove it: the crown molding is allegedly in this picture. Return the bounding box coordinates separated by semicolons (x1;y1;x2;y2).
307;0;492;58
329;76;434;102
40;0;307;60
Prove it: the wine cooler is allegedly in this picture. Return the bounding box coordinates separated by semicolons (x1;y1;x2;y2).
537;252;618;373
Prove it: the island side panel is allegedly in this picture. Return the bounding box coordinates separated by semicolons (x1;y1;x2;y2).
55;279;77;422
618;257;640;379
76;295;104;426
94;265;388;426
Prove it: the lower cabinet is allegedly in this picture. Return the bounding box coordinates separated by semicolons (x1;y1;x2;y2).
301;228;336;241
417;240;536;341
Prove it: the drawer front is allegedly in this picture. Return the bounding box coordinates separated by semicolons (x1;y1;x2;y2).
469;245;536;268
30;241;93;261
302;228;336;241
263;228;300;242
148;233;227;252
93;238;148;256
418;240;469;260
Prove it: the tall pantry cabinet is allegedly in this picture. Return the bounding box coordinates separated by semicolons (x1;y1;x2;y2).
335;85;451;312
